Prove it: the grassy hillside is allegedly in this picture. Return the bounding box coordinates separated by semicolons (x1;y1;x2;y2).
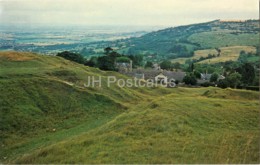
109;20;259;60
198;46;256;64
0;52;259;163
0;51;170;162
14;88;259;164
188;31;259;48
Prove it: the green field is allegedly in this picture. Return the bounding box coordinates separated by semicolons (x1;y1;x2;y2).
0;52;259;163
171;46;257;64
188;31;259;48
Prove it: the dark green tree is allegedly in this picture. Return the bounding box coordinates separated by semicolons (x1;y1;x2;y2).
85;56;97;67
108;51;121;59
252;76;259;86
95;48;124;71
145;61;153;68
217;79;229;88
97;56;116;71
104;47;113;55
183;73;197;85
128;55;143;67
193;70;201;79
160;60;172;70
236;63;255;85
190;63;194;72
210;72;219;83
227;72;242;88
57;51;85;64
85;60;95;67
172;62;181;70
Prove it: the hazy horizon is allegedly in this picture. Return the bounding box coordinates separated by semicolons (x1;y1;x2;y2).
0;0;258;28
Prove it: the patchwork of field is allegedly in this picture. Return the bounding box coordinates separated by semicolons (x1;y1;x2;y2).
198;46;256;64
171;46;257;64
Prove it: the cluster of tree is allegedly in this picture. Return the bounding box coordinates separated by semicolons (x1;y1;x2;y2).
199;53;217;61
87;47;124;71
210;73;219;83
235;63;256;86
238;50;258;63
159;60;181;70
57;48;144;71
183;73;197;85
183;70;242;88
183;63;201;85
217;72;242;88
182;61;258;90
168;45;194;58
56;49;115;71
145;61;153;68
88;47;144;71
205;63;258;89
57;51;85;64
128;54;144;68
221;61;258;83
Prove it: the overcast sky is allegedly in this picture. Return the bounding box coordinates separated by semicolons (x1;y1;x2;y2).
0;0;258;27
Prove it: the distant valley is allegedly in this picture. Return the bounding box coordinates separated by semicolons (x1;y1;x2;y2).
0;25;159;55
1;20;259;62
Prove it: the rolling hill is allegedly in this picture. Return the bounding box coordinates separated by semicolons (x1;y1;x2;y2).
0;52;259;163
108;19;259;62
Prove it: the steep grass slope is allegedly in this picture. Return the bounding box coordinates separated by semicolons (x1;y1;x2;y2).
0;52;127;162
14;88;259;164
0;51;170;162
0;52;259;163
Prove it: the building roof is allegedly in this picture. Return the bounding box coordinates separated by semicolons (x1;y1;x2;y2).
155;73;167;79
200;73;212;80
218;75;225;80
163;70;186;81
127;69;186;81
134;73;144;79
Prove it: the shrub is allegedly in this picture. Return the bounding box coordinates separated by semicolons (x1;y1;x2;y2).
57;51;85;64
201;82;213;87
217;79;229;89
210;73;219;82
183;73;197;85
